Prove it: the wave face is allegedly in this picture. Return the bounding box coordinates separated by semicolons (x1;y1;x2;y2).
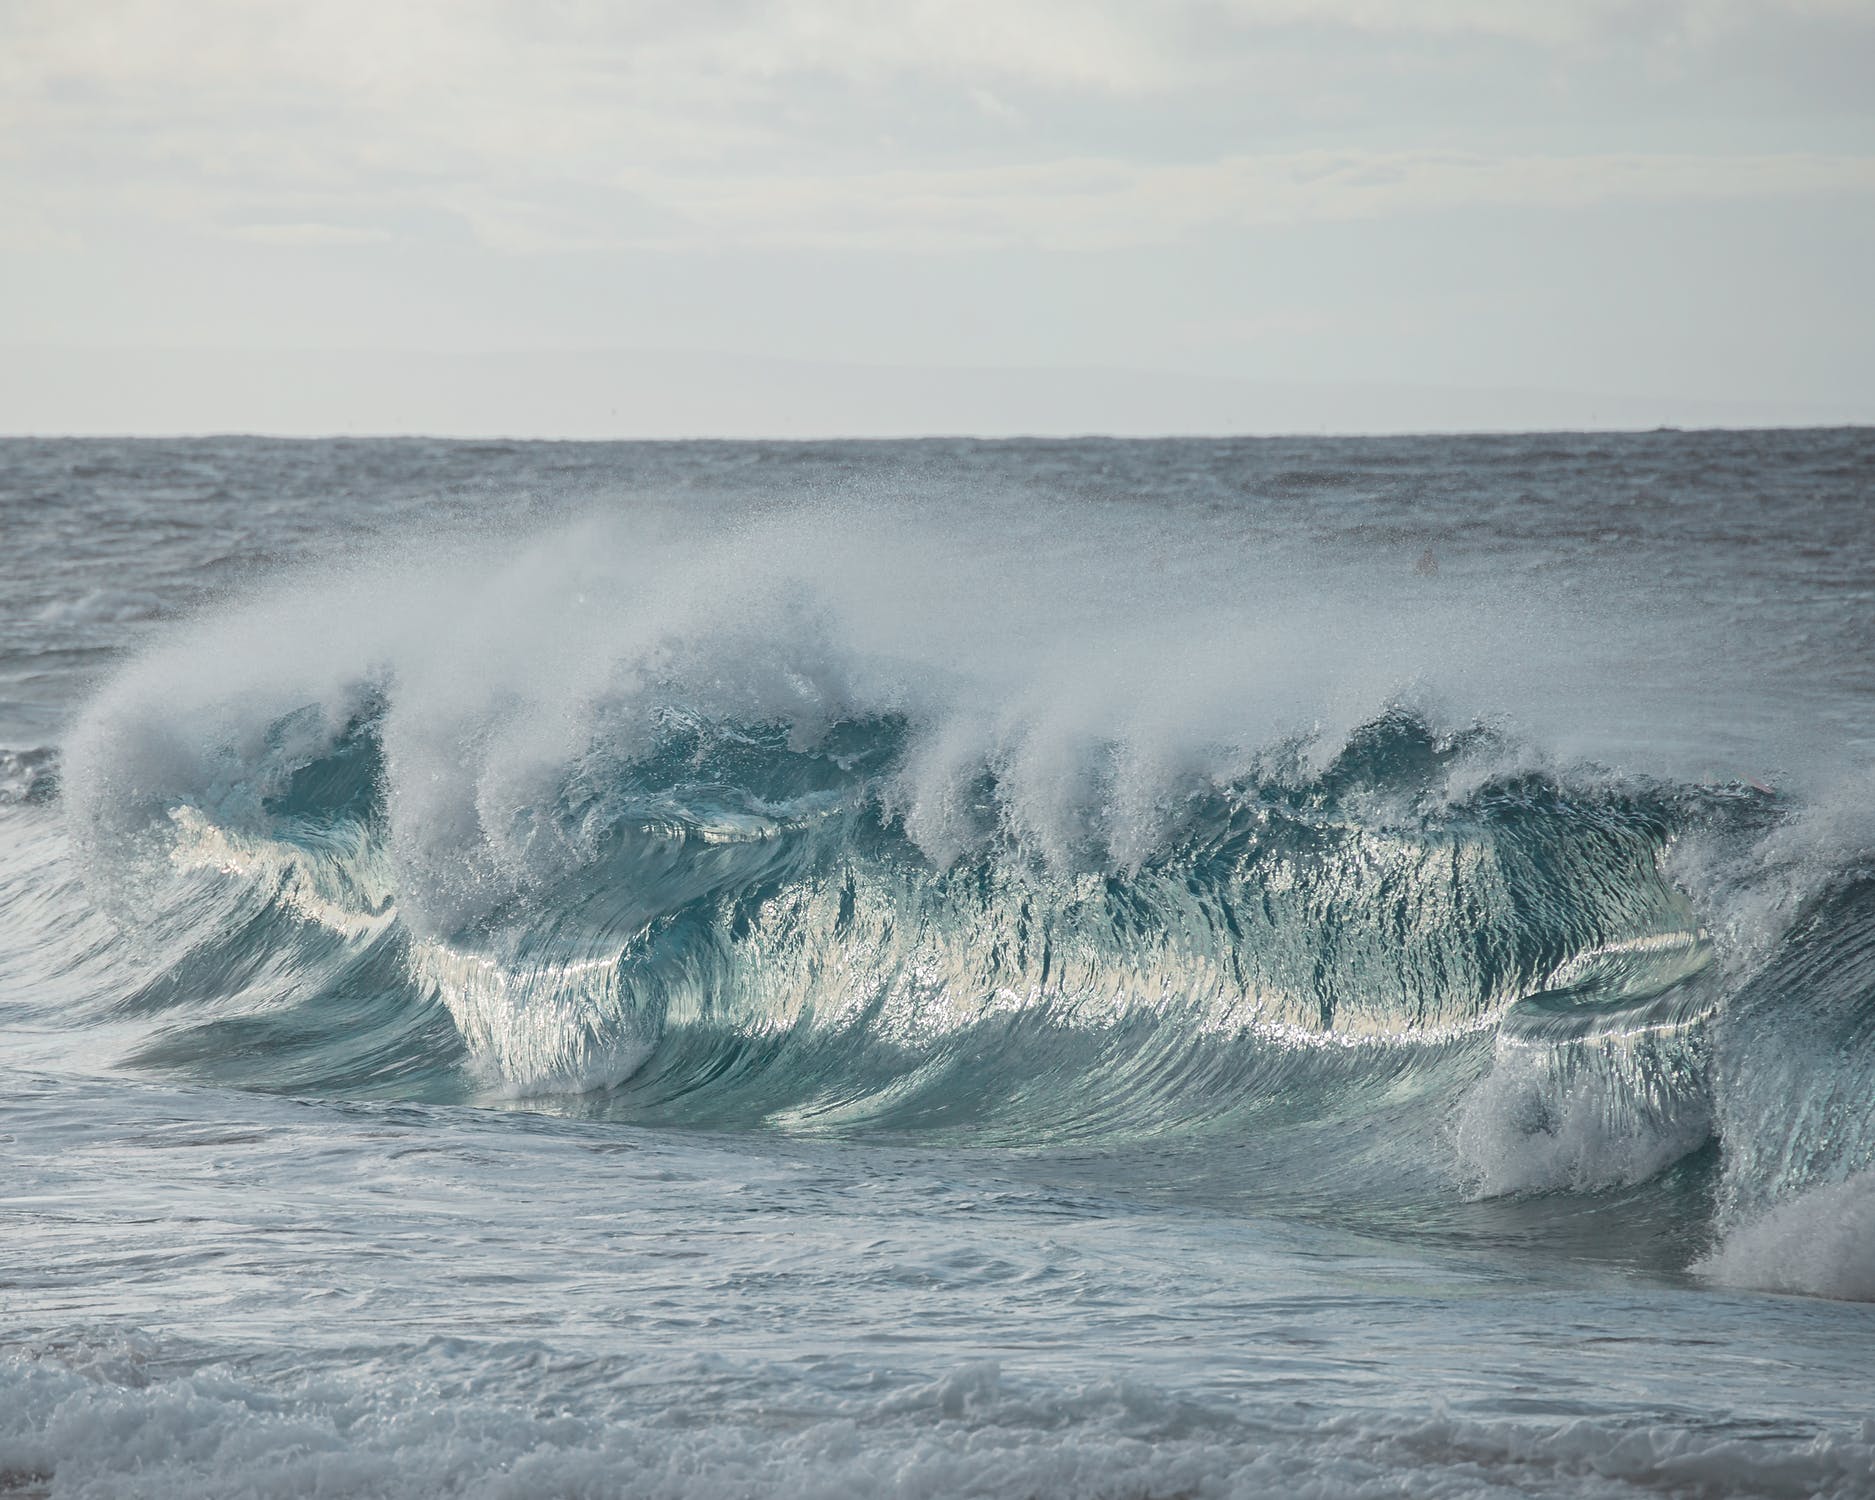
28;476;1875;1296
89;700;1707;1121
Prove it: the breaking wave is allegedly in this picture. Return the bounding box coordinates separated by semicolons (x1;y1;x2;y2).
32;505;1875;1297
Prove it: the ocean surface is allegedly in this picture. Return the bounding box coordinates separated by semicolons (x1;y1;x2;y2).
3;431;1874;1498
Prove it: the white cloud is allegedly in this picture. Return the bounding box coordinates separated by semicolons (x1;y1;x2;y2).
1;0;1870;419
226;222;393;247
4;0;1870;259
550;150;1875;254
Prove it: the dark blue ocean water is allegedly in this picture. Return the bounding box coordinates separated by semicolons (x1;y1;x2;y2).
3;432;1874;1498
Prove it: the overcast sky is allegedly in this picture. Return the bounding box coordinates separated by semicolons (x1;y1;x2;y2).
3;0;1872;435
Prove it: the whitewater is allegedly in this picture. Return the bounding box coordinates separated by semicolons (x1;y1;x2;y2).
3;431;1873;1498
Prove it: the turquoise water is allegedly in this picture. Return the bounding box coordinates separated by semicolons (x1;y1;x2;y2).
3;433;1873;1497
